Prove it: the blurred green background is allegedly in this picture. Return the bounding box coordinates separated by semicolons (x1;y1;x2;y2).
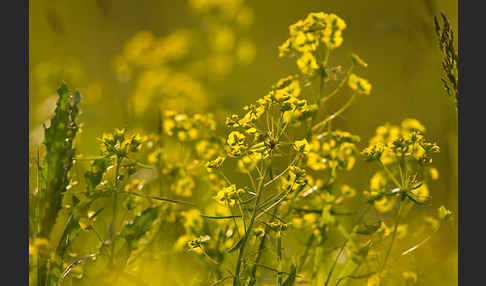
29;0;457;285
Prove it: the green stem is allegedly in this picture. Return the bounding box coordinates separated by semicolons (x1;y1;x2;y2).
312;92;358;133
378;160;402;189
110;155;121;266
249;206;280;285
233;164;269;285
277;232;283;286
307;68;326;139
380;198;404;274
297;233;315;273
263;156;299;188
157;108;164;196
320;64;354;106
323;203;372;286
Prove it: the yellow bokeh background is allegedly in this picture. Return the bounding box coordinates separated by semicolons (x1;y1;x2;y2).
29;0;457;285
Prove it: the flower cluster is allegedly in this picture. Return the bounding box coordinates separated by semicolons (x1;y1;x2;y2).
278;12;346;76
100;128;147;158
223;75;317;159
348;73;372;95
362;119;440;213
280;166;309;195
227;75;304;127
213;184;245;206
306;130;360;174
163;111;216;142
363;119;439;166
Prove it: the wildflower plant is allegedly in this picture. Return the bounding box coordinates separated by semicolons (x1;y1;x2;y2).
171;11;453;286
29;86;202;286
29;8;455;286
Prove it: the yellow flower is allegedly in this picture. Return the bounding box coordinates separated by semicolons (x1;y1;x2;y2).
181;209;203;232
293;138;311;153
307;152;326;170
438;205;453;222
321;14;346;49
367;274;381;286
237;153;262;173
370;172;386;190
253;227;265;238
425;216;440;231
401;118;426;133
297;52;319;76
374;197;394;213
411;183;429;203
402;271;418;282
292;31;318;53
196;140;219;160
227;131;245;146
236;7;254;28
371;123;400;145
341;184;356;198
429;167;439;180
278;39;291;58
348;73;371;95
272;75;301;101
172;176;195;197
236;40;256;66
206;156;226;170
227;131;247;157
124;178;144;192
210;26;235;53
213;184;241;206
396;224;408;239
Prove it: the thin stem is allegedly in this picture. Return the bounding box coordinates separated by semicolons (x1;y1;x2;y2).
255;191;290;221
200;246;221;265
237;200;248;233
247;170;257;191
312;92;358;133
88;225;104;244
228;201;241;239
249;206;280;286
252;263;297;276
256;169;300;221
119;190;195;206
110;155;121;265
323;204;372;286
263;155;299;188
297;233;315;273
264;169;288;188
380;198;404;273
233;164;269;285
308;67;327;139
157;108;164;196
219;170;232;185
378;159;402;189
277;232;283;286
320;64;354;106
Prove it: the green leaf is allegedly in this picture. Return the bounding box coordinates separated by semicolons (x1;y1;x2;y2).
35;83;81;286
39;84;81;238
